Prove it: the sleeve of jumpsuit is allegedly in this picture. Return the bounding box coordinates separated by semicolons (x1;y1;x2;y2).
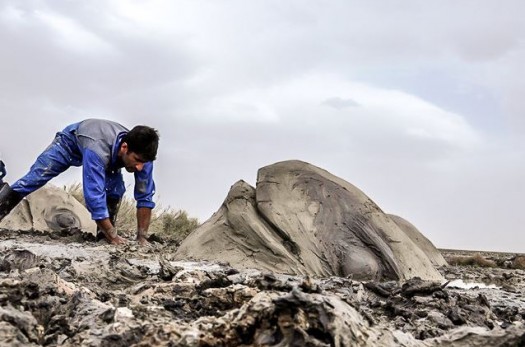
82;149;109;220
134;161;156;209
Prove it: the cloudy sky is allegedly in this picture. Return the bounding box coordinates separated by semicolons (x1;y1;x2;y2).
0;0;524;252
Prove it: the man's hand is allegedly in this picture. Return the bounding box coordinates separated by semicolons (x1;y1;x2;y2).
136;227;149;246
104;226;127;245
107;234;127;245
136;235;149;246
96;218;127;245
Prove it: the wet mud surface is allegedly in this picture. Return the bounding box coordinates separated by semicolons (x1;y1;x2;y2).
1;230;525;346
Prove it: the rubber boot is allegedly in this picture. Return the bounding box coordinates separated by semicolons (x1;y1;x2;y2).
0;160;6;184
0;183;23;222
97;196;122;240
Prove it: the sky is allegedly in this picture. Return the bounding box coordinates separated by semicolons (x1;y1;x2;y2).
0;0;524;252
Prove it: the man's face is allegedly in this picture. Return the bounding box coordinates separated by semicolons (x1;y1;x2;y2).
120;143;146;172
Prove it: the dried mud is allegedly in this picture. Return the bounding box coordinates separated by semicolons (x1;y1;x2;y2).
1;230;525;346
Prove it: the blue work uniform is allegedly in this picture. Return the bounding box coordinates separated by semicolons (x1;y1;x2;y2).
11;119;156;220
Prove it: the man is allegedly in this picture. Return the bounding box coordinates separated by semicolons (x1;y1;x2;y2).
0;119;159;245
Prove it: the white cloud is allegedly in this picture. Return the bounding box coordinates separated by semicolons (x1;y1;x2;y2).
209;73;481;152
37;10;115;55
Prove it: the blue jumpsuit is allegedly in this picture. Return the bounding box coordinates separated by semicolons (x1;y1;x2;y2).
11;119;156;220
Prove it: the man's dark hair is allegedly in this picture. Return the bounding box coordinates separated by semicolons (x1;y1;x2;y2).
123;125;159;162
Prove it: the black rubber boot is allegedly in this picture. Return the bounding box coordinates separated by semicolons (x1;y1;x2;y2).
0;183;23;222
97;196;122;240
0;160;6;184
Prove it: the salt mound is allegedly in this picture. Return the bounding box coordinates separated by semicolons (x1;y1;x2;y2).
175;160;444;281
0;185;96;235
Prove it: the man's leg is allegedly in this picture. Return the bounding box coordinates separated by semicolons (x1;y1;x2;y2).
11;135;74;196
0;135;73;222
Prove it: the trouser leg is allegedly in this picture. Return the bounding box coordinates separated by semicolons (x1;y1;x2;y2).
3;134;74;222
11;134;74;196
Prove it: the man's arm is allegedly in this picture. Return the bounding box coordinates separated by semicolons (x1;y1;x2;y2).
136;207;152;245
134;161;155;245
83;149;126;245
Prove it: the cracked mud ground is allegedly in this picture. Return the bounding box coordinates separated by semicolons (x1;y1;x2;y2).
1;230;525;346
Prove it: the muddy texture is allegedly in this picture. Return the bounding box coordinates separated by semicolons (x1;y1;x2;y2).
176;160;444;281
1;231;525;346
388;214;447;268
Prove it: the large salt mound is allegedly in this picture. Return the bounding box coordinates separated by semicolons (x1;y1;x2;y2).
175;160;444;281
0;185;96;235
